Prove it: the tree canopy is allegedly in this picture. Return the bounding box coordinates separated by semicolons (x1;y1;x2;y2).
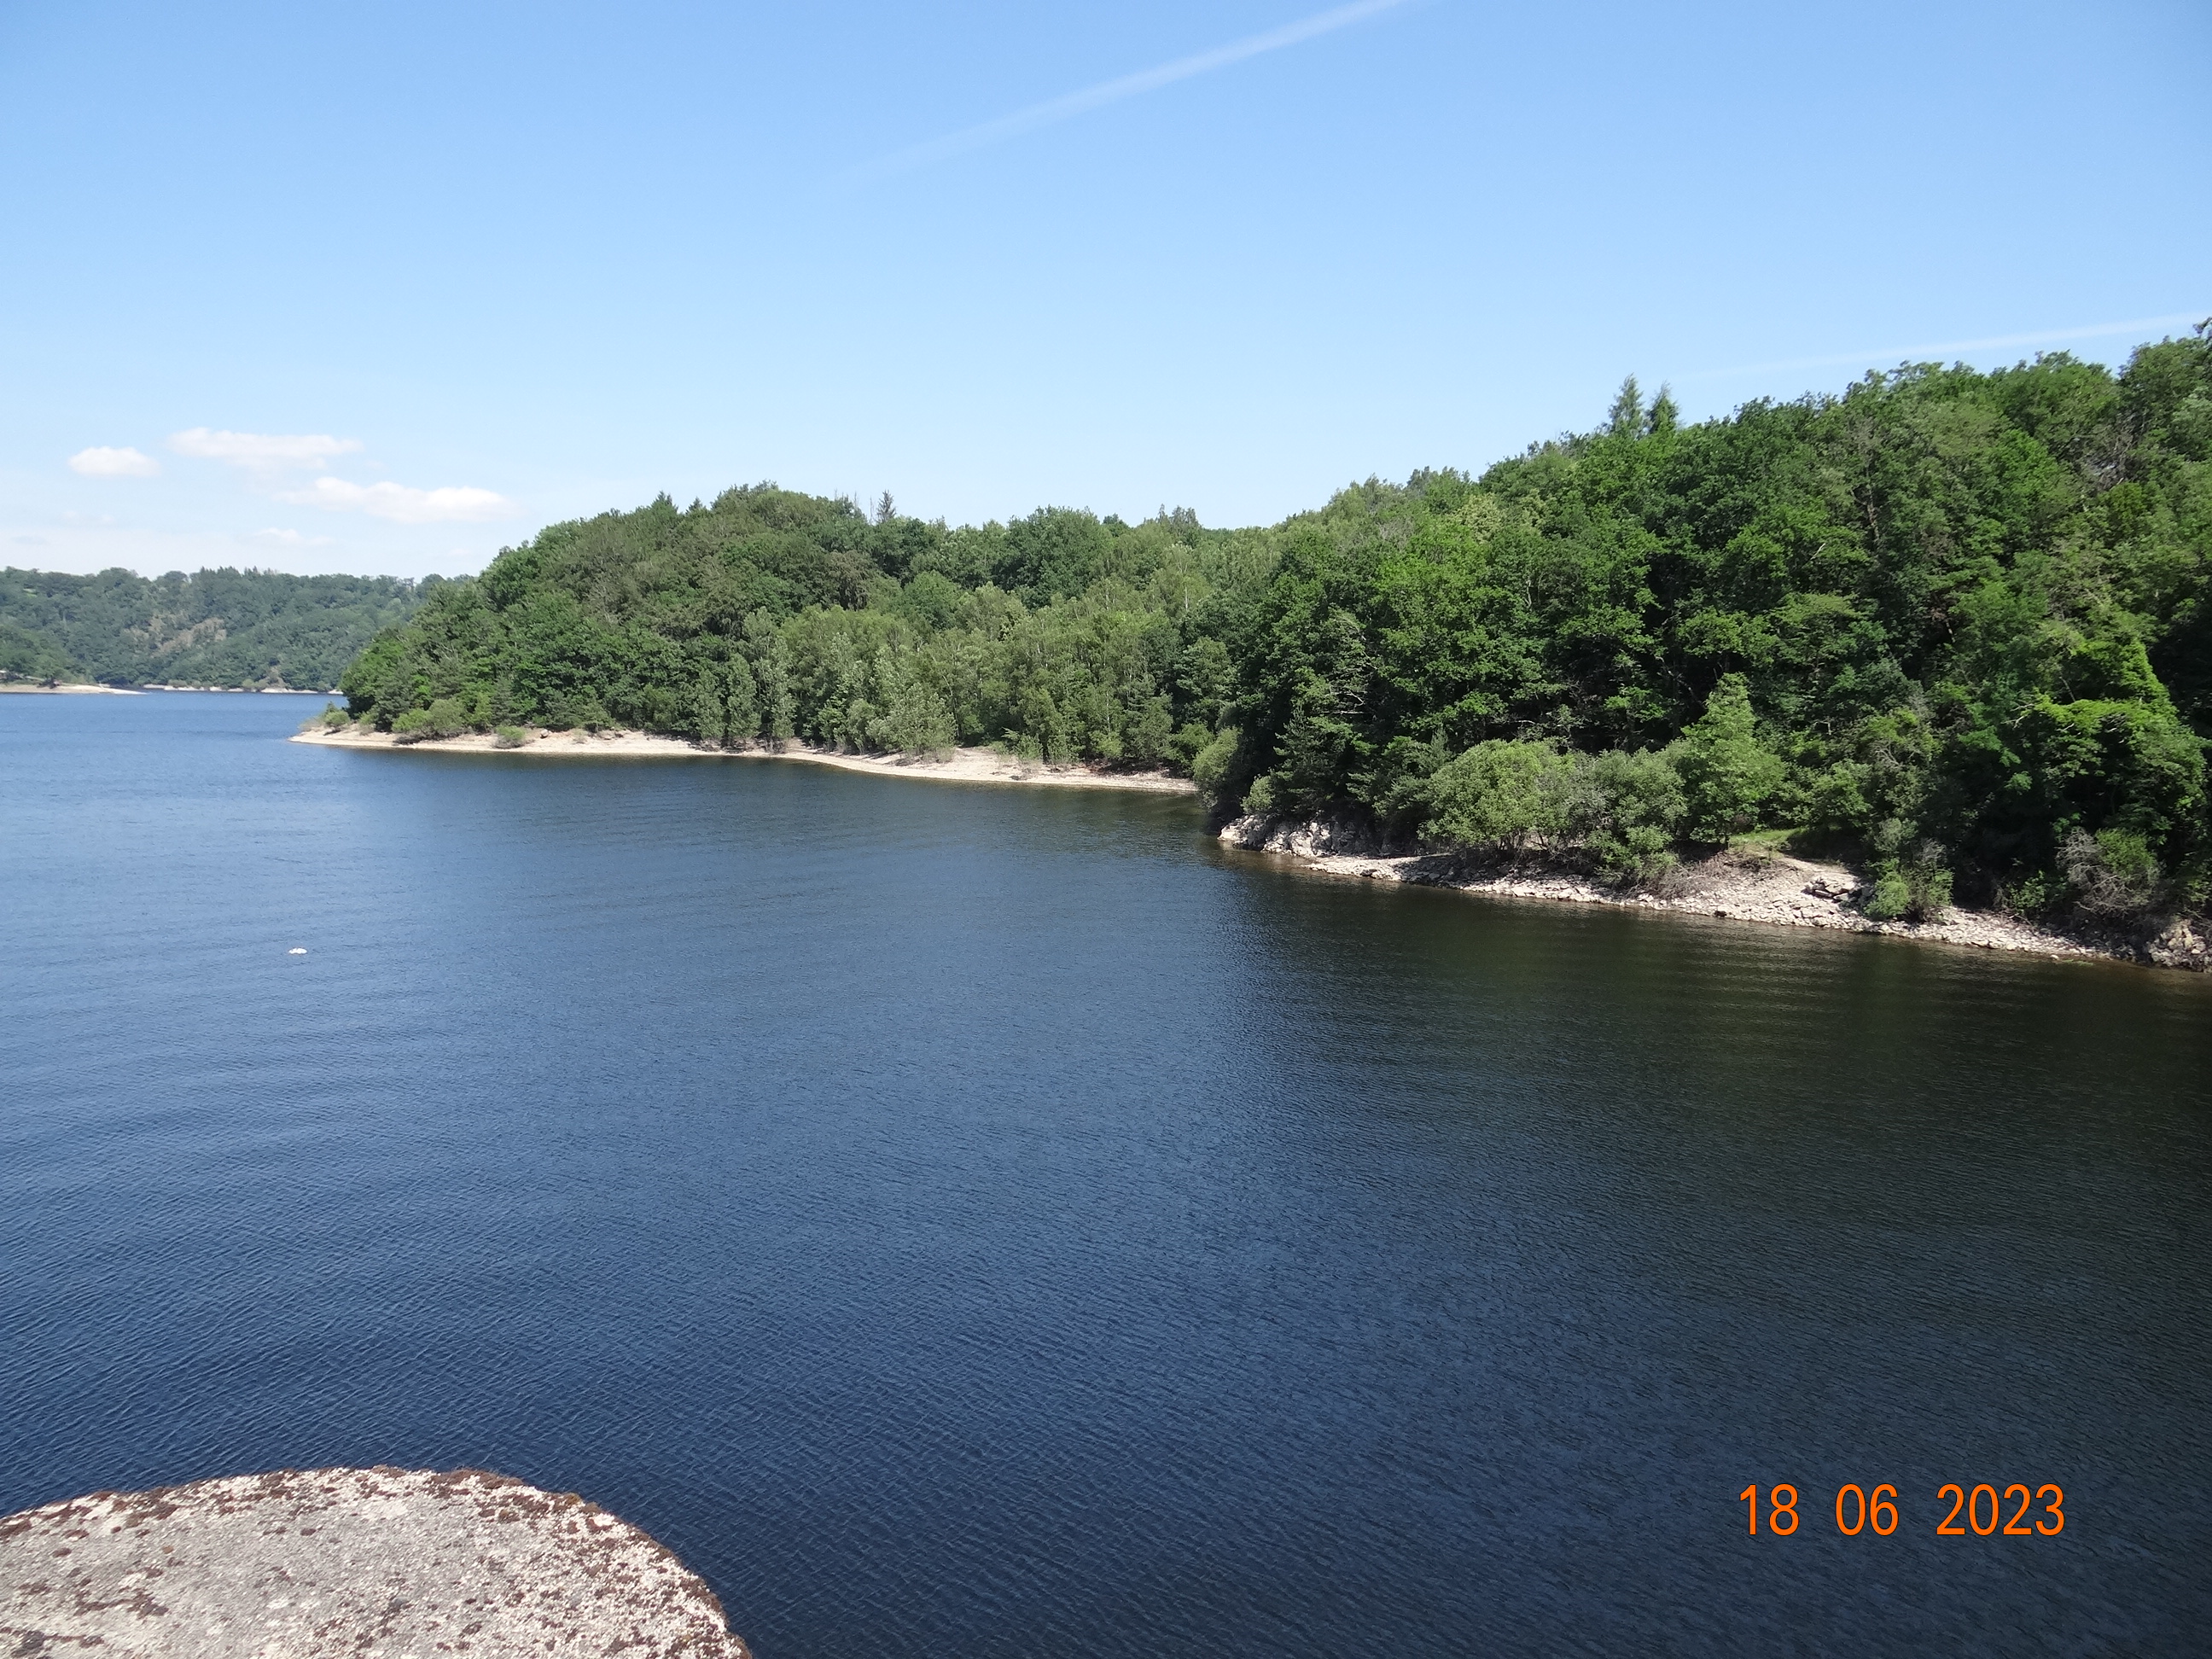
1;567;423;690
335;327;2212;919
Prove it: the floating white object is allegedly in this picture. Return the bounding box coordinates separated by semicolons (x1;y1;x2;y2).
288;947;307;955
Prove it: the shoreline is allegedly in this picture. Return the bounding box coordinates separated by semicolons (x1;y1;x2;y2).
291;723;1198;794
146;684;338;693
1220;815;2210;974
284;725;2202;971
2;684;331;695
0;682;143;695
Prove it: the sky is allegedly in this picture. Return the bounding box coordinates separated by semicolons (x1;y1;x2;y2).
2;0;2206;580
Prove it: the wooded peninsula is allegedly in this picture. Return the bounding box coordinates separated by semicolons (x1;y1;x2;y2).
327;330;2209;929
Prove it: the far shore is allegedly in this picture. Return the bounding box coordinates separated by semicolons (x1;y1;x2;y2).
0;682;143;695
291;722;1198;794
2;683;335;695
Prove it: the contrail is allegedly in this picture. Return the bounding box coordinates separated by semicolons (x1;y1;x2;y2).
1687;311;2209;381
841;0;1415;184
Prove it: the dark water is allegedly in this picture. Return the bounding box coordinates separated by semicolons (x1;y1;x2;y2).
3;693;2209;1656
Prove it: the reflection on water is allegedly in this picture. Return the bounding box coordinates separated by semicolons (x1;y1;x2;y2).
3;692;2208;1656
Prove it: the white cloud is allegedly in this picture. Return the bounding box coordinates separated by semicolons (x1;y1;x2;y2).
278;476;516;524
68;445;161;477
168;428;363;470
251;527;335;547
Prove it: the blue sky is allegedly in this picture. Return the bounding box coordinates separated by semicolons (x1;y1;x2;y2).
3;0;2206;579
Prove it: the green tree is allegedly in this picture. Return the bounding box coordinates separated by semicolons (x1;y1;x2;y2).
1417;740;1575;853
693;656;760;748
1675;675;1784;841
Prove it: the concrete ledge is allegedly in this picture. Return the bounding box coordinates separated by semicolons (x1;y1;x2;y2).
2;1466;748;1657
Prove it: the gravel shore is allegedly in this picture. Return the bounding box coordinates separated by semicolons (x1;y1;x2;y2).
1220;815;2209;973
1;1466;748;1657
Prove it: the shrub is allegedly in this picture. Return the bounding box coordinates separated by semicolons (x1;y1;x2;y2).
391;698;474;743
492;725;531;748
1191;726;1246;810
1166;722;1213;775
2058;828;2163;917
1595;822;1679;888
1417;740;1573;853
1863;819;1953;920
2001;871;2056;917
1579;748;1686;883
1864;872;1916;921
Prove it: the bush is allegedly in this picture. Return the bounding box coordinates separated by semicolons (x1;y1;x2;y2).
492;725;531;748
1862;819;1953;920
316;702;351;730
2000;871;2056;917
1416;740;1574;853
1596;822;1679;888
540;692;611;732
1191;726;1246;811
1579;748;1686;884
1165;722;1213;775
1864;872;1916;921
391;697;474;743
2058;827;2163;917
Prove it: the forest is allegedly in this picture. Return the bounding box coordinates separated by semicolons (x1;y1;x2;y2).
1;567;424;690
333;327;2211;923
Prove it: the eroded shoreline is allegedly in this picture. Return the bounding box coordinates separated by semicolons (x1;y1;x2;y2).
1220;815;2210;974
285;726;2203;972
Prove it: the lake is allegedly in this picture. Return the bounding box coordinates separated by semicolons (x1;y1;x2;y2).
3;691;2208;1656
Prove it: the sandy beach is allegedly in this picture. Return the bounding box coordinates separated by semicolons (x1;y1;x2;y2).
292;722;1198;794
0;682;143;694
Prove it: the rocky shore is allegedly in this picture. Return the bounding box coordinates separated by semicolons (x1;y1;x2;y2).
1;1467;748;1657
1221;815;2210;973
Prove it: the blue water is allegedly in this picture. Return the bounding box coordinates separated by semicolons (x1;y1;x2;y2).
3;692;2209;1656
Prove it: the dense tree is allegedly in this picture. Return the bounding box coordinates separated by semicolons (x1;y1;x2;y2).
335;326;2212;921
1;567;422;688
1219;329;2210;915
341;492;1263;775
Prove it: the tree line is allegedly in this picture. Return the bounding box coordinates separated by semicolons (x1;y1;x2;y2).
2;567;425;690
335;328;2211;923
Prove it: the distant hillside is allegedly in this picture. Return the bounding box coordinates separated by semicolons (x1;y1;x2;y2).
1;567;428;690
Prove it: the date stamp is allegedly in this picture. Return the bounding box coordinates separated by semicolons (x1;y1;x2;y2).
1738;1483;2064;1536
